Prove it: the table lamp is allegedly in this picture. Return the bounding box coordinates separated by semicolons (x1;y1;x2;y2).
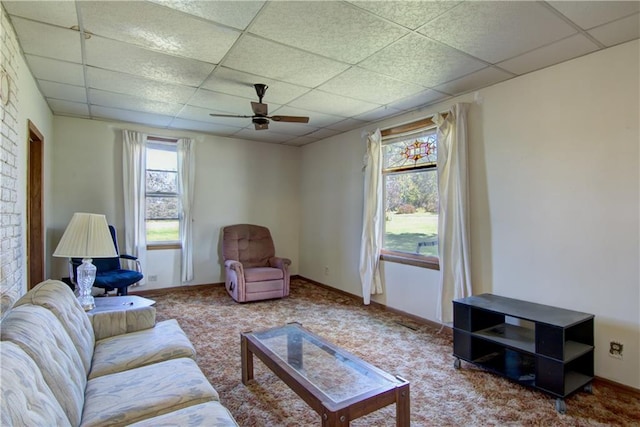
53;213;117;310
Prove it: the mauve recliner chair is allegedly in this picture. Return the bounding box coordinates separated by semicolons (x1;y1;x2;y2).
222;224;291;303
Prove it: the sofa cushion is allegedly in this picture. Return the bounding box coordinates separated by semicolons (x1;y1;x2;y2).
0;304;86;426
0;341;72;427
13;279;95;374
89;305;156;341
127;401;238;427
81;358;219;427
244;267;283;282
89;319;197;379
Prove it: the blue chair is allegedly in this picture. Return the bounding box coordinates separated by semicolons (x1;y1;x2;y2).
71;225;143;296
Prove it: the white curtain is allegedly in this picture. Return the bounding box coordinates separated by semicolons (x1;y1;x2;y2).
122;130;147;285
177;138;195;283
359;129;384;305
434;103;472;323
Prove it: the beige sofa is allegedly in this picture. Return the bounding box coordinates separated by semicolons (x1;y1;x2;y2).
0;280;237;426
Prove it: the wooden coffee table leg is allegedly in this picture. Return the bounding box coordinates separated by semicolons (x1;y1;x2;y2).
241;333;253;384
396;381;410;427
321;406;350;426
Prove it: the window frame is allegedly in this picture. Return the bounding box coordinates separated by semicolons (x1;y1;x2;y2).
145;136;181;250
379;117;442;271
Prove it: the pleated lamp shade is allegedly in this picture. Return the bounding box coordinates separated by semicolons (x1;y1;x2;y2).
53;213;117;258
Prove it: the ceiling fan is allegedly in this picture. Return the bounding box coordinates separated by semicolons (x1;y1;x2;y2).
209;84;309;130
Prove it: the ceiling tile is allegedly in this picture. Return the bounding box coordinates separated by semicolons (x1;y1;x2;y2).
48;99;89;117
90;105;173;127
498;34;600;75
202;67;310;105
289;90;380;117
86;67;197;104
189;89;277;115
348;0;461;30
318;67;426;104
419;2;576;63
304;128;343;140
233;128;294;144
38;81;86;103
78;1;240;64
168;118;242;136
148;0;265;30
250;1;407;63
10;17;81;63
221;35;350;88
360;33;486;87
434;66;513;96
85;36;214;87
89;89;183;116
588;14;640;47
355;106;403;122
3;0;78;27
548;1;639;30
327;118;368;132
387;88;449;111
25;55;85;86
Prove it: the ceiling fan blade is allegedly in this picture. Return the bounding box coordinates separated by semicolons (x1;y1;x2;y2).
254;122;269;130
270;115;309;123
251;102;268;116
209;113;252;118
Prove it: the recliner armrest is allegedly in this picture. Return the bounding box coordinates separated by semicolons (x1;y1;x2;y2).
269;257;291;270
225;260;244;275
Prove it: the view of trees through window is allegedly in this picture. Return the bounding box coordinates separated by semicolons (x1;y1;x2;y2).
146;143;179;243
383;131;438;257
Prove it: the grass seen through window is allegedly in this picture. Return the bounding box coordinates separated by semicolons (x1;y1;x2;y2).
147;220;179;242
384;211;437;257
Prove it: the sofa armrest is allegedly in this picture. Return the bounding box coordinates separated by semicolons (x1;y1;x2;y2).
269;257;291;270
88;306;156;341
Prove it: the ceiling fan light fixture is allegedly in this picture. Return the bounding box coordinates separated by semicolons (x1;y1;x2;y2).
254;83;268;102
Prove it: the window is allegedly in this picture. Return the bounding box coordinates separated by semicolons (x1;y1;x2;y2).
145;140;180;245
381;123;439;268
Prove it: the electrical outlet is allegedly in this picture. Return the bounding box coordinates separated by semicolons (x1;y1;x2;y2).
148;275;158;282
324;266;329;276
609;341;623;360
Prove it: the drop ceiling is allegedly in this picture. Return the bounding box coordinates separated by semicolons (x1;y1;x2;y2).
2;1;638;146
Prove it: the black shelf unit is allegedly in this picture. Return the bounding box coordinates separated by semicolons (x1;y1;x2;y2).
453;294;594;413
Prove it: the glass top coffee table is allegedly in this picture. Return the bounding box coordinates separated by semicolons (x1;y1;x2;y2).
241;322;409;426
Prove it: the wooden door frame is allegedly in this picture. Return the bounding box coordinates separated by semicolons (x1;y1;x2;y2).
27;120;44;290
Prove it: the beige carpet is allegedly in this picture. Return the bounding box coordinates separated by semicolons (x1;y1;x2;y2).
151;278;639;426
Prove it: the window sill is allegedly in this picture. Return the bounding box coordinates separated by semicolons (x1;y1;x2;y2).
380;250;440;271
147;243;181;250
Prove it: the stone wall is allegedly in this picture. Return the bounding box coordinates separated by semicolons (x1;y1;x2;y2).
0;6;24;318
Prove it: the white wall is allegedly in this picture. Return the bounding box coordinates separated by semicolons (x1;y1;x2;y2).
299;40;639;388
50;117;300;290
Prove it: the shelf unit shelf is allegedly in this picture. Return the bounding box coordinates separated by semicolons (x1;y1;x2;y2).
453;294;594;414
474;324;535;354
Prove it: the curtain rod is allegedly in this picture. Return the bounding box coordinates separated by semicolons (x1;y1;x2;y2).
147;135;178;143
380;113;448;138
